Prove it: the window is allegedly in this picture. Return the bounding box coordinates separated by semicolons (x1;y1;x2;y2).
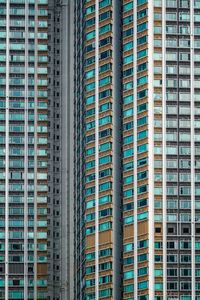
137;22;147;32
123;2;133;11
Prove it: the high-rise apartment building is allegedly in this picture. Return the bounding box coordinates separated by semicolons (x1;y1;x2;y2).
1;0;200;300
0;0;48;299
72;0;200;299
47;0;74;299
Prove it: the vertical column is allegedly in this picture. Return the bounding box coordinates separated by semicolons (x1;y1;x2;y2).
24;1;29;299
113;2;122;298
133;1;138;298
162;1;167;300
148;1;155;299
5;1;10;299
60;0;74;298
95;1;99;299
190;0;195;299
34;1;38;299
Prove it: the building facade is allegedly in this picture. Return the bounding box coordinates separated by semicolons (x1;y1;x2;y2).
72;0;200;299
0;0;48;299
47;0;74;299
1;0;200;300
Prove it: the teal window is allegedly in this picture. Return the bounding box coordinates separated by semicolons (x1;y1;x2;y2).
86;5;95;15
155;283;163;291
137;157;147;167
99;116;112;125
123;41;133;51
123;202;133;211
86;121;95;130
123;135;133;144
99;24;111;34
155;241;162;249
138;198;147;207
124;189;134;198
86;279;95;287
124;270;134;280
138;62;147;72
155;269;163;276
137;49;148;59
99;221;112;231
124;256;134;265
138;89;148;99
123;27;133;38
123;2;133;11
138;9;147;18
99;76;111;86
86;147;95;156
123;121;133;130
138;171;147;180
86;18;95;27
100;102;112;111
99;155;112;164
99;0;111;8
138;267;148;276
99;182;112;191
100;248;112;257
86;69;95;79
123;68;133;77
86;30;95;40
138;281;148;290
85;82;95;91
138;253;147;262
124;54;133;64
137;35;147;45
124;243;134;252
99;11;111;21
99;262;112;270
99;208;112;218
99;195;112;205
137;75;148;85
137;116;147;126
138;130;147;140
99;289;112;297
85;173;95;182
124;215;134;224
123;94;133;104
123;15;133;25
9;291;24;299
86;212;95;221
138;239;148;248
99;63;111;73
137;22;147;32
123;161;133;171
85;160;95;169
99;275;112;284
155;255;162;262
100;142;112;151
138;102;147;112
86;56;95;66
138;143;147;153
123;81;133;90
137;184;148;194
123;108;133;117
85;186;95;196
123;148;133;158
99;168;112;178
124;175;134;185
124;284;134;293
86;265;95;274
138;211;148;221
137;0;147;5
